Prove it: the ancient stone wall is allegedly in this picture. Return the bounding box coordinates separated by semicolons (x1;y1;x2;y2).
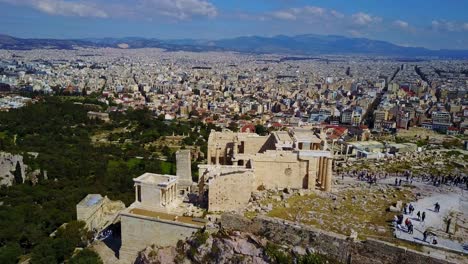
251;151;307;190
220;214;454;264
120;213;200;263
208;170;255;212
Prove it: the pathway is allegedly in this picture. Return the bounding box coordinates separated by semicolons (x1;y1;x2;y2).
393;190;468;254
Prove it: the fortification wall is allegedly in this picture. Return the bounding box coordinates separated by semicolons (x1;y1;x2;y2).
220;214;455;264
120;213;200;263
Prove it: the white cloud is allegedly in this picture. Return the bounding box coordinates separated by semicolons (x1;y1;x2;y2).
348;30;364;37
270;6;340;22
352;12;381;26
0;0;218;20
271;11;296;21
394;20;409;29
432;20;468;32
303;6;325;16
138;0;217;20
0;0;108;18
330;10;344;19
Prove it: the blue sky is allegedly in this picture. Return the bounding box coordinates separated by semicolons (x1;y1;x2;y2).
0;0;467;49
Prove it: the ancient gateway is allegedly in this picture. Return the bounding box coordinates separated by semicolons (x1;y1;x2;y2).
199;128;333;212
76;128;333;263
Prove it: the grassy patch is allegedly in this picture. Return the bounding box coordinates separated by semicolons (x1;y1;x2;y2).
266;187;412;239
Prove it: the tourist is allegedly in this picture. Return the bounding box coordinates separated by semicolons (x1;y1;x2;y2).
434;202;440;213
409;204;414;215
395;178;398;186
408;223;413;234
405;217;411;228
423;230;428;242
417;211;421;221
422;212;426;222
399;179;402;186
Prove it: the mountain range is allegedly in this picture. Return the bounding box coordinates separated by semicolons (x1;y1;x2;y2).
1;34;468;58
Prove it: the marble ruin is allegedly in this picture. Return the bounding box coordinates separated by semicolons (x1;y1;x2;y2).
76;129;333;262
119;172;204;263
76;194;125;231
199;128;333;212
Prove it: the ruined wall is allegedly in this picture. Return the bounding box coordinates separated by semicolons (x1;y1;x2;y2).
0;152;26;186
251;151;307;190
220;214;454;264
77;196;125;231
120;214;200;264
208;170;254;212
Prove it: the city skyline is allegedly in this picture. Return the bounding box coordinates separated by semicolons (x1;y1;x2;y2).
0;0;467;50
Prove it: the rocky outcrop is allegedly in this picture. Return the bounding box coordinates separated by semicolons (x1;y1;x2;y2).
136;246;178;264
220;214;456;264
135;230;334;264
0;152;26;186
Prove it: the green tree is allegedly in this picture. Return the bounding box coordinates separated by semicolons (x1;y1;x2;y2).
69;249;103;264
13;161;23;184
255;124;268;136
0;243;22;264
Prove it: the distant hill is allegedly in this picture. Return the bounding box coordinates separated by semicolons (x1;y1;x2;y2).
1;34;468;58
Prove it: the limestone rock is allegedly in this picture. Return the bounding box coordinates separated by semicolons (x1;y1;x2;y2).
0;152;27;186
349;229;358;241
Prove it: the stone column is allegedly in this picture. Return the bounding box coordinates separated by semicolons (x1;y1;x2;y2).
135;185;138;202
307;158;317;190
159;191;162;206
324;158;332;192
318;157;324;188
322;157;327;189
168;188;171;203
215;145;220;165
233;137;238;156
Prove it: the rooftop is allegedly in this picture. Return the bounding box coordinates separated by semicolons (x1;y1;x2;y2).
290;128;322;143
134;173;177;187
77;194;103;207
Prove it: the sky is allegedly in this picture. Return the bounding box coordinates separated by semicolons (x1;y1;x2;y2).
0;0;467;49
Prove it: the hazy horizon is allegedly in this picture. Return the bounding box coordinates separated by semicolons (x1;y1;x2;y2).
0;0;467;50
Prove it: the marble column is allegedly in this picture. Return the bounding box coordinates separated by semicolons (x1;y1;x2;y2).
319;157;324;188
215;146;220;165
135;185;138;202
307;158;317;190
325;158;333;192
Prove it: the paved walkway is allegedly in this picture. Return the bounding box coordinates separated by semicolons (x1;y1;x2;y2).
393;190;468;254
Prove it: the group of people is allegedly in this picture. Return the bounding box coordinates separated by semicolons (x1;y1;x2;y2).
394;201;445;246
337;168;468;191
395;202;433;234
417;174;467;189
